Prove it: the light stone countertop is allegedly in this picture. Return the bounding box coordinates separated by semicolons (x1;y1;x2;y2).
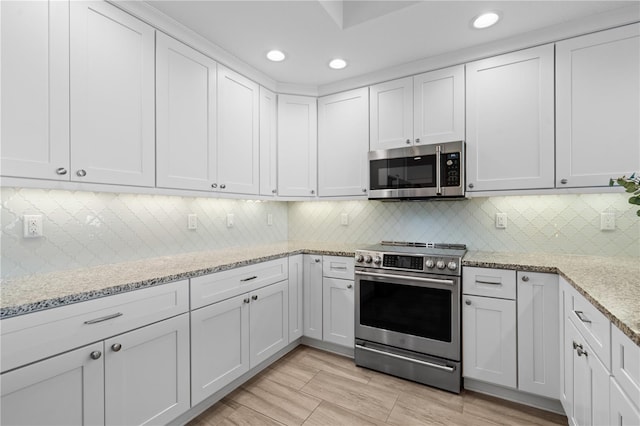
463;251;640;346
1;244;638;346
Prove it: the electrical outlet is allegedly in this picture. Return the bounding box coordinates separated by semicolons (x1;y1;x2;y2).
23;214;43;238
341;213;349;226
267;213;273;226
495;212;507;229
226;213;234;228
188;214;197;230
600;212;615;231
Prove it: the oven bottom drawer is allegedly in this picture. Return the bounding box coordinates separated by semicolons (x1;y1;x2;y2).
355;340;461;394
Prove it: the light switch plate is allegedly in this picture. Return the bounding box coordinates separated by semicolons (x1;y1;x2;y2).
495;212;507;229
600;212;615;230
267;213;273;226
341;213;349;226
187;214;197;230
226;213;234;228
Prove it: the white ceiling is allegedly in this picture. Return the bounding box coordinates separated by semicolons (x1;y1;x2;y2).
145;1;635;87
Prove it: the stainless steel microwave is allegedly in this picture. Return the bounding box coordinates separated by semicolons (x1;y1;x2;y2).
368;141;465;200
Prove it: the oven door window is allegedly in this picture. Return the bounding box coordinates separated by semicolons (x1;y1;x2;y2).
359;279;452;342
369;155;436;190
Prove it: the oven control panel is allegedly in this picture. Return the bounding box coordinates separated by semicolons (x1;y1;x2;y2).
383;254;423;271
355;251;462;276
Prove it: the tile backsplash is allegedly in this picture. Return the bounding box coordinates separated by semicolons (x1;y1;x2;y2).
1;189;638;279
289;194;639;256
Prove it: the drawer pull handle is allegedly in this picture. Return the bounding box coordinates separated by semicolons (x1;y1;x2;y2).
475;279;501;286
84;312;123;324
575;311;591;323
241;276;257;282
251;295;258;301
90;351;102;360
331;266;348;270
111;343;122;352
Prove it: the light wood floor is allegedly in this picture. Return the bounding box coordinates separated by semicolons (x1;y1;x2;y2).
188;345;568;426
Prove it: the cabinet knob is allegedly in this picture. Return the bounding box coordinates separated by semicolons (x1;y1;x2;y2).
468;183;474;189
272;189;277;194
560;179;568;184
362;188;367;193
347;284;353;289
572;341;583;350
415;138;420;144
56;167;68;175
406;139;411;144
465;299;471;305
251;295;258;301
243;298;250;304
76;169;87;177
220;184;226;189
310;190;315;195
521;276;529;282
577;347;588;357
90;351;102;360
315;258;321;263
211;183;218;189
111;343;122;352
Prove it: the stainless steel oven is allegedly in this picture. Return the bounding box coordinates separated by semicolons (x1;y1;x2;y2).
354;242;466;393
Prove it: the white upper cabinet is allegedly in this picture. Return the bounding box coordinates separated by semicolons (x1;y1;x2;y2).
259;87;278;197
413;65;465;145
277;95;318;197
70;1;155;187
1;0;70;180
556;24;640;188
466;45;555;192
318;88;369;197
217;66;260;195
369;65;464;151
156;32;217;191
370;77;413;150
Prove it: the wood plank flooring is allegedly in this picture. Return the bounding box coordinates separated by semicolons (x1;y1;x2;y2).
188;346;567;426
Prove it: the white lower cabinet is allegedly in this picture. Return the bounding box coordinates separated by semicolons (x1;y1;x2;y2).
303;254;324;340
288;255;304;341
610;377;640;426
322;277;354;347
1;313;190;426
190;280;288;406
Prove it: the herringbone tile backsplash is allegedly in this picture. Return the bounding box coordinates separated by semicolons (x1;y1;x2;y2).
1;188;638;279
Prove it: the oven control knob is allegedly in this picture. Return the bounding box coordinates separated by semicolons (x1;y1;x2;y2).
447;261;458;271
425;259;435;268
355;254;364;263
436;260;446;269
373;256;382;265
364;255;373;264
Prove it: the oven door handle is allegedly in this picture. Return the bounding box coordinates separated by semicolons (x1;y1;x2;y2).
356;344;455;373
355;270;454;286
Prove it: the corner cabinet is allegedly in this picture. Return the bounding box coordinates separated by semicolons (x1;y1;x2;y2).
259;87;278;197
466;45;555;192
70;1;156;186
277;95;318;197
369;65;464;151
318;88;369;197
556;23;640;188
156;32;218;191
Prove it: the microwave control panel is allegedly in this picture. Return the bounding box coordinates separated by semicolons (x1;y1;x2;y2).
442;153;461;187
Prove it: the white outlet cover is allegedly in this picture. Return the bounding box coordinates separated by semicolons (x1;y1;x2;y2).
23;214;43;238
341;213;349;226
188;214;197;230
226;213;234;228
600;212;615;231
495;212;507;229
267;213;273;226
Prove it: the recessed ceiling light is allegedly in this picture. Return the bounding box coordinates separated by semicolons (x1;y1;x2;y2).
472;12;500;29
329;58;347;70
266;50;286;62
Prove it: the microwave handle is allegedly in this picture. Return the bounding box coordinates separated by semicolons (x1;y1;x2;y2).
435;145;442;195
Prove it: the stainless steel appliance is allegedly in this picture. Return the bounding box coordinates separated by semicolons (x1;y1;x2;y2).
368;141;464;200
354;241;466;393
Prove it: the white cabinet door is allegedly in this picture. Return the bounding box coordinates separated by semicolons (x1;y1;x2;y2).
462;294;517;388
556;24;640;188
249;280;289;367
322;278;354;348
517;272;559;399
413;65;465;145
466;44;555;192
610;378;640;426
190;294;250;406
104;313;190;426
1;342;104;426
288;255;304;342
369;77;413;150
318;88;369;197
277;94;318;197
565;320;610;426
156;32;217;191
70;1;155;187
259;87;278;197
217;66;260;195
0;0;70;180
303;255;323;340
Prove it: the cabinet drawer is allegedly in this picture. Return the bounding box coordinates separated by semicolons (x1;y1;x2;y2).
1;280;189;373
322;256;355;280
191;257;288;309
612;325;639;408
567;285;611;369
463;267;516;300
